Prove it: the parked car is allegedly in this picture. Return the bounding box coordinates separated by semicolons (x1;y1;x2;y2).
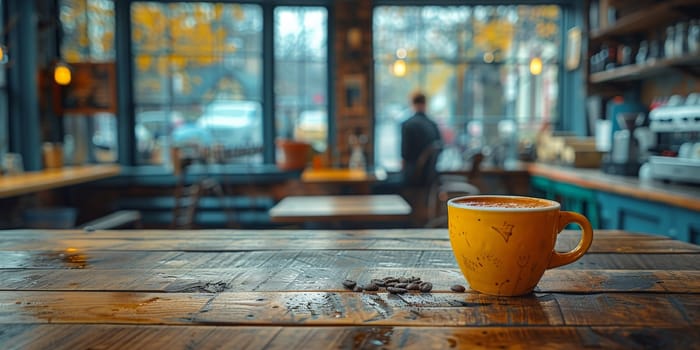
174;100;262;149
293;110;327;152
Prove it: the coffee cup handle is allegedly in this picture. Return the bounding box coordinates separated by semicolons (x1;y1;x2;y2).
547;211;594;269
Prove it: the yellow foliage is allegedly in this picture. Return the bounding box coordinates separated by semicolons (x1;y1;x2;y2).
536;22;557;39
473;20;514;52
64;50;81;63
170;56;185;70
214;4;224;20
136;55;152;71
233;5;245;21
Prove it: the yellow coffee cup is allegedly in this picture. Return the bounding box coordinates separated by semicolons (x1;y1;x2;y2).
447;195;593;296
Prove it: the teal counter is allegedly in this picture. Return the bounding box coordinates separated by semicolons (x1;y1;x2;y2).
527;163;700;243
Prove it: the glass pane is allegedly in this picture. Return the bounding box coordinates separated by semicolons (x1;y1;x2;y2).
131;3;169;55
63;113;118;165
274;6;328;153
373;4;561;171
61;0;115;62
87;0;115;60
132;2;264;165
59;0;117;165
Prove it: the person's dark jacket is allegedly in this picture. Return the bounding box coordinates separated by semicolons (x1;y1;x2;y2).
401;112;442;186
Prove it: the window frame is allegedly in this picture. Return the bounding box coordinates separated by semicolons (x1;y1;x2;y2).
114;0;334;170
371;0;584;171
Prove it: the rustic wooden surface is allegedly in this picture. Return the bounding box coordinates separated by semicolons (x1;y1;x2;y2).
0;165;121;199
268;195;412;223
0;228;698;349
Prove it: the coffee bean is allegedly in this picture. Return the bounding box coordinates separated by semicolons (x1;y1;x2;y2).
363;283;379;291
419;282;433;293
406;282;420;290
342;279;357;290
371;279;386;287
353;286;363;292
450;284;466;293
387;287;407;294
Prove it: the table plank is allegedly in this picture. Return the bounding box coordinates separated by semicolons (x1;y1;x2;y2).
1;229;695;253
1;269;698;294
2;291;697;327
0;228;670;241
2;325;697;350
1;250;698;270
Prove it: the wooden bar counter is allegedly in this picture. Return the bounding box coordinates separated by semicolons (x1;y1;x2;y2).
0;228;698;349
526;162;700;212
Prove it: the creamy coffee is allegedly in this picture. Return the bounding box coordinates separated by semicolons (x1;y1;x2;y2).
451;196;555;209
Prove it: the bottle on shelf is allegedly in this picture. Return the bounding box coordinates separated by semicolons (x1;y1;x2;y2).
688;20;700;54
636;40;648;64
348;132;366;170
665;25;676;58
675;21;688;58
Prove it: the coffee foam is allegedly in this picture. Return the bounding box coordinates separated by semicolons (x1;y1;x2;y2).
449;196;557;211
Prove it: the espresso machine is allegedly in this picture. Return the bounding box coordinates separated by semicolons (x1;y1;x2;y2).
646;97;700;184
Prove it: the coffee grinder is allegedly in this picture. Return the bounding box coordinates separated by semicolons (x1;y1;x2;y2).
602;112;644;176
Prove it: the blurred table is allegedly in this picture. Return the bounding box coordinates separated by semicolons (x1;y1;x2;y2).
301;167;387;194
0;164;121;199
0;229;698;349
269;194;411;223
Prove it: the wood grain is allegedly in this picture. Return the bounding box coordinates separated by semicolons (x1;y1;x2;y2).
1;269;698;294
1;249;698;271
1;325;697;350
1;291;697;327
1;229;695;253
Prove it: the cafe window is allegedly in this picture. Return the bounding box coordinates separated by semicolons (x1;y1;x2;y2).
131;2;263;165
274;6;328;153
59;0;117;164
373;5;561;171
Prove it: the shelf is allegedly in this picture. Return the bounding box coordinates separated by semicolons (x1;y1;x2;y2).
589;54;700;84
589;0;700;44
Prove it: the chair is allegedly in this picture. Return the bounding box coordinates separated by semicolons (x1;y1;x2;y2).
171;146;238;229
425;152;483;228
80;210;142;230
401;141;443;226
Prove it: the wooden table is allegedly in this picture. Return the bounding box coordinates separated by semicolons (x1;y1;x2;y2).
300;167;388;194
302;167;387;183
0;164;121;199
0;228;698;349
268;194;412;223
